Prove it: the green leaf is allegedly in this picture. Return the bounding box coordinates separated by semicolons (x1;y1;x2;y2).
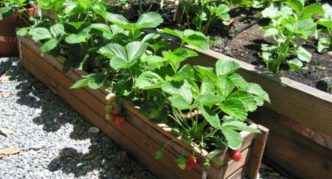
87;73;106;90
220;99;247;120
222;121;259;132
65;33;90;44
199;105;220;128
179;81;193;104
183;29;210;50
40;38;58;53
126;41;148;62
216;76;234;97
163;48;197;70
229;91;257;112
197;94;224;107
135;71;164;90
70;77;90;89
295;19;316;39
264;28;278;37
301;4;324;19
16;27;29;36
28;28;52;41
287;58;303;71
106;12;163;30
140;54;166;69
159;28;184;40
168;95;191;110
200;78;214;95
247;83;270;103
50;23;65;37
162;81;193;105
220;126;243;150
228;73;249;90
296;46;311;62
136;12;164;29
166;64;196;82
195;66;217;81
110;57;130;70
262;4;279;18
99;43;127;59
216;60;240;76
317;38;331;53
286;0;303;13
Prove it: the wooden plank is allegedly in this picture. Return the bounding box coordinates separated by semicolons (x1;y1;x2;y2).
226;168;244;179
22;61;179;179
186;46;332;137
252;108;332;179
246;125;269;179
21;43;107;118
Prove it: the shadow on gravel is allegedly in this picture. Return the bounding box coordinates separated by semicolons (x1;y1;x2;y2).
0;57;154;178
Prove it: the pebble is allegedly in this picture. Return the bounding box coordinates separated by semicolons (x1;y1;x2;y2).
328;51;332;57
88;127;100;134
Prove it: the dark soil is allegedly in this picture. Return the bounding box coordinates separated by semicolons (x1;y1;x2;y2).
209;16;332;91
115;2;332;93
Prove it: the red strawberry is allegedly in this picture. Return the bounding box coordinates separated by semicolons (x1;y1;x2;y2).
111;113;117;121
230;150;241;161
115;116;125;126
186;156;197;170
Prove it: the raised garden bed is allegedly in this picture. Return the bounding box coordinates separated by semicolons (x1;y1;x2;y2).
185;45;332;179
18;36;269;179
0;1;36;56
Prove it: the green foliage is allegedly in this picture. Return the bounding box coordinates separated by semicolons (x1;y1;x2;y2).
0;0;34;20
260;0;323;72
317;3;332;53
179;0;231;33
18;0;269;163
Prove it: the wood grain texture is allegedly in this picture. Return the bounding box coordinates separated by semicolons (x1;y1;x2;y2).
252;108;332;179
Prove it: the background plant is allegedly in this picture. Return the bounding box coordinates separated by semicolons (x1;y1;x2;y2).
260;0;324;72
0;0;34;21
317;3;332;53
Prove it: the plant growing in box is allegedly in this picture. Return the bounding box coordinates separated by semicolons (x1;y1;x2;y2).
0;0;36;56
18;0;270;177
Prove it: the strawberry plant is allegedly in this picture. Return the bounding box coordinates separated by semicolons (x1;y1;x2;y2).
178;0;230;33
19;1;270;169
0;0;34;18
317;3;332;53
260;0;324;72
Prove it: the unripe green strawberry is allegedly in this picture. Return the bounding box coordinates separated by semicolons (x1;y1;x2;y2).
176;156;186;170
105;93;116;102
105;105;113;112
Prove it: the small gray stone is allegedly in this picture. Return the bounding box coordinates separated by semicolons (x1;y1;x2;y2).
88;127;100;134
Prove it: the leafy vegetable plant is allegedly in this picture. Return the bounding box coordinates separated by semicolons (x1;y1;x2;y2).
317;3;332;53
19;0;269;168
178;0;231;33
0;0;34;21
260;0;324;72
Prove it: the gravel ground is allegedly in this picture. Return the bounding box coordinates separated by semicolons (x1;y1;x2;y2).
0;57;286;179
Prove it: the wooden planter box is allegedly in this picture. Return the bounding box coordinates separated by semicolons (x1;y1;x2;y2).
18;36;268;179
0;6;36;56
185;46;332;178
